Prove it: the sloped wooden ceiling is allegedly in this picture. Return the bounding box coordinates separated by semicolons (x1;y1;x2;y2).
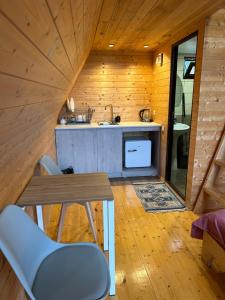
0;0;103;210
93;0;225;51
0;1;103;299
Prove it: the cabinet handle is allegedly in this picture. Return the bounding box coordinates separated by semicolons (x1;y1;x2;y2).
128;149;137;152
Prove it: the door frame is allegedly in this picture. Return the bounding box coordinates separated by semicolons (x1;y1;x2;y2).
165;31;198;198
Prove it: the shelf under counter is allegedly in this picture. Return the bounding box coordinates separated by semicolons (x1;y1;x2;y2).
122;166;158;177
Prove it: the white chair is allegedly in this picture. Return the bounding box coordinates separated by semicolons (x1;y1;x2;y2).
39;155;97;242
0;205;110;300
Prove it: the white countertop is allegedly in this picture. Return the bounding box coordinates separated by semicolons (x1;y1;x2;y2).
55;122;161;130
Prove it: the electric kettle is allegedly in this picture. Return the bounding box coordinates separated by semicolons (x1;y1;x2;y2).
139;109;152;122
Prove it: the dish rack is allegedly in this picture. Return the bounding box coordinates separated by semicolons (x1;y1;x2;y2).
66;106;94;124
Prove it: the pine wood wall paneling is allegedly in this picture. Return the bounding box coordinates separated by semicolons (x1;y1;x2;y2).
151;49;170;177
70;52;153;122
46;0;76;71
0;1;103;299
93;0;225;51
151;20;206;181
0;9;70;87
187;9;225;208
0;0;87;205
66;0;104;93
0;74;65;109
70;0;84;67
0;0;74;80
83;0;102;55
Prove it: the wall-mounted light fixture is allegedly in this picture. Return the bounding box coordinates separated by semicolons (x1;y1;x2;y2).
108;44;115;48
156;53;163;66
144;45;149;48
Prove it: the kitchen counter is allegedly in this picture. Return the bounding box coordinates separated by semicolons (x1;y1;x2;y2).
55;121;161;178
55;121;161;130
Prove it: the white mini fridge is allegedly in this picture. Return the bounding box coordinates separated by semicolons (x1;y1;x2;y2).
124;137;151;168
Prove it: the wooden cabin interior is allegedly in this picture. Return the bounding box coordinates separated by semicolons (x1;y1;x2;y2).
0;0;225;299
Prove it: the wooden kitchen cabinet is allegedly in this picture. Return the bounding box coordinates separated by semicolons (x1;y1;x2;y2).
56;129;98;173
56;128;122;176
97;129;122;176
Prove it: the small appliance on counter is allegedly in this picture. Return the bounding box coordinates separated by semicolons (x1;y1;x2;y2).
139;109;152;122
124;137;151;168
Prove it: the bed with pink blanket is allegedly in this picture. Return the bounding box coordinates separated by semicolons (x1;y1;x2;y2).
191;209;225;249
191;209;225;272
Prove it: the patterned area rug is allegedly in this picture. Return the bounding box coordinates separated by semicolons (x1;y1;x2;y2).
134;182;185;212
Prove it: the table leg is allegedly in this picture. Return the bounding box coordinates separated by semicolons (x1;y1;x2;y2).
108;200;115;296
36;205;44;231
103;200;109;251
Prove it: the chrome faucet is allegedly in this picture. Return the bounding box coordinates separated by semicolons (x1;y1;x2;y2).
105;104;114;123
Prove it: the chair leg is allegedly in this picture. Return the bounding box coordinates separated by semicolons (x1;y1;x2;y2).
85;202;97;241
57;204;67;242
90;202;95;221
36;205;44;231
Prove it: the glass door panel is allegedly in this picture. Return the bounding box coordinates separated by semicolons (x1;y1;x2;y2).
167;34;197;198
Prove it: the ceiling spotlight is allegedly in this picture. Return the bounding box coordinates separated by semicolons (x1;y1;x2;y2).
108;44;114;48
144;45;149;48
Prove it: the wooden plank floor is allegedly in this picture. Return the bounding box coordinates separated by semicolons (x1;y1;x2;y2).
45;182;225;300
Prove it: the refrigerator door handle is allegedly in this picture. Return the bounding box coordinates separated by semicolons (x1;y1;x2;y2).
128;149;137;152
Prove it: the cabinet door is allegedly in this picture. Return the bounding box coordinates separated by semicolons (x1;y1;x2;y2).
97;129;122;174
56;130;75;170
73;129;98;173
56;129;98;173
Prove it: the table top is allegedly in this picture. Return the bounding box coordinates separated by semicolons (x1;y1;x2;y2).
17;173;114;206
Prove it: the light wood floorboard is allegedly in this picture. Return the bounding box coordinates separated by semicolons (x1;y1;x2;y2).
45;182;225;300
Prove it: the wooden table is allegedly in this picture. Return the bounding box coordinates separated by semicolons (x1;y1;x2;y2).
17;173;116;296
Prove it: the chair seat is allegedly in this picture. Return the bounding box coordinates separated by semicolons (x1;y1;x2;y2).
32;245;110;300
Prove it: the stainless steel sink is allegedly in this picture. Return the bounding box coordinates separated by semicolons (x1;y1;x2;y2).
98;121;119;126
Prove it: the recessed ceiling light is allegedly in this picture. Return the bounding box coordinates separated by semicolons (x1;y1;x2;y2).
108;44;114;48
144;45;149;48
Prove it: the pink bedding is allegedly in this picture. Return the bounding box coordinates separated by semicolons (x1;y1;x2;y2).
191;209;225;250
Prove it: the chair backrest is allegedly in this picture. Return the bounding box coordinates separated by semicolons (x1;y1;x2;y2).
0;205;61;299
39;155;62;175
